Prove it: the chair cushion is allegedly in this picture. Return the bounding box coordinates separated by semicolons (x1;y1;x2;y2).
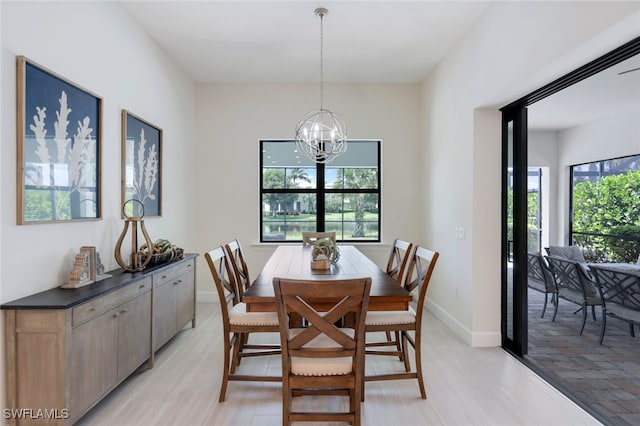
606;302;640;323
365;307;416;325
228;303;279;326
548;246;586;263
289;328;354;376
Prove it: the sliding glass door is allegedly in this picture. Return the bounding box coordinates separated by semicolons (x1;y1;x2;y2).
501;107;528;356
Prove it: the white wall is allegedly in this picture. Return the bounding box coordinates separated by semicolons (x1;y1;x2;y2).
529;131;559;247
0;0;196;401
193;83;422;298
420;1;640;346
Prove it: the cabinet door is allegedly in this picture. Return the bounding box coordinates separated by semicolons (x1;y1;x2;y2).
71;308;119;419
117;291;152;381
176;270;195;331
153;280;177;351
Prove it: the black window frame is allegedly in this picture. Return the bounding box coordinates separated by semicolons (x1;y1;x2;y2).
260;139;381;243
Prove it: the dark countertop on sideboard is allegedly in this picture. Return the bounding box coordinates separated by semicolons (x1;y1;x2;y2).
1;253;198;310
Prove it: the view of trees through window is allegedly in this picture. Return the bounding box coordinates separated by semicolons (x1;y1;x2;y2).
261;140;380;242
571;154;640;263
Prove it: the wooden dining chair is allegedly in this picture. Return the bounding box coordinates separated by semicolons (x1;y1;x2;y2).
204;246;280;402
367;239;414;358
224;239;251;298
364;246;439;399
272;276;372;426
302;231;336;246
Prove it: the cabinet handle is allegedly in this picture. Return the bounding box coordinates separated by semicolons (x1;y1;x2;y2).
173;281;178;286
120;307;128;314
139;283;146;289
114;312;120;318
177;279;183;283
161;275;168;279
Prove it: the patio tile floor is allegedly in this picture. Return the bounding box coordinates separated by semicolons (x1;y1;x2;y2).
526;288;640;426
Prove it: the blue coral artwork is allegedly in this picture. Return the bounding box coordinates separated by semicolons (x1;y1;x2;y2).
122;111;162;217
18;56;102;224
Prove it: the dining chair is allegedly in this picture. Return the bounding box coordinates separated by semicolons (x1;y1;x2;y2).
224;239;251;298
272;276;372;426
545;255;602;335
364;246;439;399
367;239;414;359
527;252;557;318
301;231;336;246
204;246;280;402
590;265;640;344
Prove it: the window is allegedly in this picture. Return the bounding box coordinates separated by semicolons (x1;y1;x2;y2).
570;153;640;262
260;140;380;242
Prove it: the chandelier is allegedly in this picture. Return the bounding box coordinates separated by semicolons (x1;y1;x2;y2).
295;7;347;164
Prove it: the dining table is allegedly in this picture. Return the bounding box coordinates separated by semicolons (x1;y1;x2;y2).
243;245;412;313
589;262;640;276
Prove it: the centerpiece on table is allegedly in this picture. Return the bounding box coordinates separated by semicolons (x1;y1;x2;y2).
311;237;340;270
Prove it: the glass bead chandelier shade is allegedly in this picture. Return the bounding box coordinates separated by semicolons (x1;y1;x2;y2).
295;7;347;164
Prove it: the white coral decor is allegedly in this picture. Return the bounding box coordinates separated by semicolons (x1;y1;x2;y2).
312;238;340;264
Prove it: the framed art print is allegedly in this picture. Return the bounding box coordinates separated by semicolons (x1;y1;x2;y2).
17;56;102;224
121;110;162;217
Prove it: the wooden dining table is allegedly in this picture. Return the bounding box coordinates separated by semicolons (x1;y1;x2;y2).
243;245;412;312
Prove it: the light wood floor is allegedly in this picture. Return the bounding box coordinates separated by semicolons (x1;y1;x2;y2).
78;302;602;426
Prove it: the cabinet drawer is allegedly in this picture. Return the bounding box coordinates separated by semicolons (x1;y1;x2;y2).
152;258;195;287
72;277;152;326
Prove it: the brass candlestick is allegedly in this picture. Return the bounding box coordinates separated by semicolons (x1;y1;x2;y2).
114;199;153;272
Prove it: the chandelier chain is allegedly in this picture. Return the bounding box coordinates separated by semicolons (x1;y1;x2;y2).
319;10;324;111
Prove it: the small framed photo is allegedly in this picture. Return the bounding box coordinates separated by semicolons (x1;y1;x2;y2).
17;56;102;224
121;110;162;217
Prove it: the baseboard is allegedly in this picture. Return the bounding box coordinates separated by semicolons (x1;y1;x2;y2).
425;299;500;347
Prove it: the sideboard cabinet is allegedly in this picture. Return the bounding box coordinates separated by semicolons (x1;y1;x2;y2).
2;254;197;425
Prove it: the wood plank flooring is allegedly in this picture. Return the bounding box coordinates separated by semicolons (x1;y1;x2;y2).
78;302;602;425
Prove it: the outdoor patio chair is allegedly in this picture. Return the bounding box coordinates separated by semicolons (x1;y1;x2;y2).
545;255;602;335
527;252;557;318
590;265;640;344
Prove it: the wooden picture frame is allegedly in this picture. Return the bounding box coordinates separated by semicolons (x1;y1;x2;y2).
16;56;102;224
121;110;162;217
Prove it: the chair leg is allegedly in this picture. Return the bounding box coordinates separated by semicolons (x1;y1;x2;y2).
541;293;548;318
552;297;559;322
599;313;607;345
230;333;242;374
402;332;411;373
629;323;635;337
579;303;587;335
282;381;291;426
412;331;426;399
394;330;403;361
591;305;597;321
219;333;234;402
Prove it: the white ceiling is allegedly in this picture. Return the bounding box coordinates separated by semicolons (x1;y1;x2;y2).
528;54;640;131
121;0;489;83
121;1;640;131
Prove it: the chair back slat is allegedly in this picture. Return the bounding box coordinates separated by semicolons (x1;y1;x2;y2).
273;277;371;364
386;239;413;284
225;239;251;297
204;247;241;331
302;231;337;246
527;252;556;293
591;267;640;311
545;256;589;297
403;246;439;326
